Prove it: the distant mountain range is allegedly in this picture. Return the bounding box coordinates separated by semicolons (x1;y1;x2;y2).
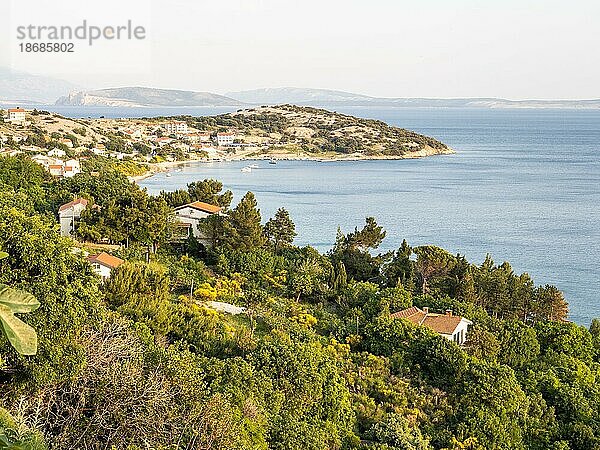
55;87;243;107
226;87;600;109
1;68;598;109
0;67;80;104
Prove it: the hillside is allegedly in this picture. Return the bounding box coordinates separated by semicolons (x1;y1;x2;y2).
0;153;590;450
191;104;453;158
56;87;243;107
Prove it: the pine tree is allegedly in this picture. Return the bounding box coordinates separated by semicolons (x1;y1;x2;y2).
222;192;266;251
264;207;297;253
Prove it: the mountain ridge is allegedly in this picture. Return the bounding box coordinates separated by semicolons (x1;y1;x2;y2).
55;86;244;107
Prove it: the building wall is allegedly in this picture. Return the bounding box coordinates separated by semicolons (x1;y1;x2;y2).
91;263;112;280
173;208;215;242
58;204;87;236
445;321;471;345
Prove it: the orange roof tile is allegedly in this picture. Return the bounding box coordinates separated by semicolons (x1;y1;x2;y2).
422;315;464;335
8;108;25;113
87;252;124;269
391;306;470;335
179;201;222;214
58;198;88;212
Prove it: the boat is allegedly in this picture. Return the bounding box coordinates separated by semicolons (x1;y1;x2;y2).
269;159;277;165
165;172;172;177
240;166;252;173
249;163;259;169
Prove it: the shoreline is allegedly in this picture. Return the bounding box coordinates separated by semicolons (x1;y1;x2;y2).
130;147;455;182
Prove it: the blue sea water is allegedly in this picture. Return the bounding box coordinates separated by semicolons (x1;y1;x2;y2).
53;106;600;325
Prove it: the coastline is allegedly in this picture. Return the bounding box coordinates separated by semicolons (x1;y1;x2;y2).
130;146;455;182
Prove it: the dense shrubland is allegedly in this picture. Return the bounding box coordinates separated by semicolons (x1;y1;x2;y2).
0;155;598;449
185;105;450;156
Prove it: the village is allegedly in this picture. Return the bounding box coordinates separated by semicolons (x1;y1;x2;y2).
0;107;273;180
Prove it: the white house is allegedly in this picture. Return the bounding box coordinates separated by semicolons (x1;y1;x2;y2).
7;108;26;124
391;306;472;345
58;198;89;236
63;159;81;177
186;132;212;143
87;252;124;281
48;148;66;158
173;201;223;243
162;121;188;134
92;143;106;155
59;138;74;148
216;132;235;146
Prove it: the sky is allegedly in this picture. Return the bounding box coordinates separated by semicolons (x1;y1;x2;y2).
2;0;599;99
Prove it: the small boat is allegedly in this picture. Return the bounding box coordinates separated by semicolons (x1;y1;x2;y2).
269;159;277;165
249;163;259;169
165;172;172;177
240;166;252;173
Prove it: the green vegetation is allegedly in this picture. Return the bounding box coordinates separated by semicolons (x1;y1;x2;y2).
180;105;451;156
0;154;597;449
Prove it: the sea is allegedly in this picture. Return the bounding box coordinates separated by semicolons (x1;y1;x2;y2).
43;105;600;325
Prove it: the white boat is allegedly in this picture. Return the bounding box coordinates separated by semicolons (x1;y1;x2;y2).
165;172;172;177
240;166;252;173
269;159;277;165
249;164;259;169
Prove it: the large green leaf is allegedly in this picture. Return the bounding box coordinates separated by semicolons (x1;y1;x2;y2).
0;252;7;260
0;285;40;355
0;285;40;314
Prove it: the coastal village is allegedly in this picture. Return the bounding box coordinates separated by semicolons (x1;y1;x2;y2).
0;105;452;180
0;107;258;180
0;106;469;343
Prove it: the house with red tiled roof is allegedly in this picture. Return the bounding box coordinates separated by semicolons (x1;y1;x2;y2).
391;306;472;345
7;108;26;124
216;132;235;146
87;252;124;280
173;201;224;243
58;198;89;237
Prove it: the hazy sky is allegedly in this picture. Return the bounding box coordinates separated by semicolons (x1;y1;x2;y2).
2;0;599;99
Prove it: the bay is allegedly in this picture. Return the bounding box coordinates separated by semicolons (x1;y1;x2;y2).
54;105;600;325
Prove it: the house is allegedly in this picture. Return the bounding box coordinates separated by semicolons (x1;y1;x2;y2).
7;108;26;124
161;121;188;134
186;132;211;143
92;143;106;155
122;128;142;139
48;164;64;177
59;138;74;148
87;252;124;280
173;201;223;243
391;306;472;345
48;148;66;158
63;159;81;177
216;132;235;146
58;198;88;236
154;137;173;146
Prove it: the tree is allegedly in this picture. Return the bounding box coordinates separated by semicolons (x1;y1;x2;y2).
264;207;297;253
532;285;568;323
413;246;456;295
289;257;324;302
222;192;266;251
384;239;414;289
368;413;432;449
346;217;386;252
187;179;233;208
